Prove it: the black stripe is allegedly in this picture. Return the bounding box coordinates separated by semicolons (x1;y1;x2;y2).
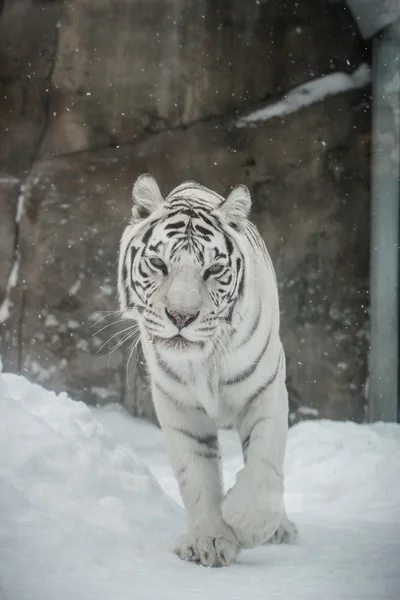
148;241;162;252
183;208;200;218
237;302;261;347
166;207;188;217
130;246;146;304
224;325;272;385
138;261;148;278
144;316;162;327
121;235;135;307
242;435;250;455
224;234;233;256
225;251;244;306
199;213;223;231
241;348;283;417
131;246;138;263
164;220;186;230
155;352;185;384
241;416;270;459
214;248;227;259
153;382;206;413
195;224;213;236
170;195;216;210
246;224;263;250
141;223;156;246
170;237;186;259
122;264;129;307
193;449;220;460
237;259;245;298
173;428;218;449
166;230;185;238
153;381;177;404
167;203;213;216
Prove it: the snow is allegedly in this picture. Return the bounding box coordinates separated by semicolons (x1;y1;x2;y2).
0;175;40;324
0;257;20;323
1;366;400;600
16;187;26;224
236;64;371;127
68;278;82;296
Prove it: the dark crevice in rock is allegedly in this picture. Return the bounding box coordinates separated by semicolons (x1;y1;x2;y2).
11;20;61;370
37;14;61;160
17;289;26;371
9;175;35;370
53;107;239;161
53;73;371;163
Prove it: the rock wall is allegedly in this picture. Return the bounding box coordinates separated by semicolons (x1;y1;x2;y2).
0;0;371;422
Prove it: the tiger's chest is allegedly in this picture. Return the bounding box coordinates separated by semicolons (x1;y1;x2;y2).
159;360;241;427
149;338;264;426
194;374;240;426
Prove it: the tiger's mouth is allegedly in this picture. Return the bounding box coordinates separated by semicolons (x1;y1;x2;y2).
152;334;204;351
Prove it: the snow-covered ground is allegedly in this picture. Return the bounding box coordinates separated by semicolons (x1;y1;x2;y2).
1;366;400;600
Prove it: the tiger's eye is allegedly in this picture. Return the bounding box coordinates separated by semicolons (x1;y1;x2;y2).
204;263;224;280
149;256;168;274
150;257;164;267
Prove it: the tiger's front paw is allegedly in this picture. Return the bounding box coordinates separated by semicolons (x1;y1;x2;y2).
265;516;299;545
174;532;239;567
222;471;282;549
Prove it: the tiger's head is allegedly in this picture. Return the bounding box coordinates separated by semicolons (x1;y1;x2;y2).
118;174;252;358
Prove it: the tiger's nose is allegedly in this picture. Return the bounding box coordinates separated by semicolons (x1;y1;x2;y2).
165;308;199;330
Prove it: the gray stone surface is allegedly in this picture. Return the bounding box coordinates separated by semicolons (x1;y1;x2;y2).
0;87;370;422
0;0;62;174
43;0;363;155
0;179;18;303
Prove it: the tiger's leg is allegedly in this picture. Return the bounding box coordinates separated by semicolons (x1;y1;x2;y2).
153;384;240;567
222;371;296;548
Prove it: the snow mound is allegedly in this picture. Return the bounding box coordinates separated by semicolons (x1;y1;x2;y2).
1;368;400;600
285;419;400;521
0;371;180;600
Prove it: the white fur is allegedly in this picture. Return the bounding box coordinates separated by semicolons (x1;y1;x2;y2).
217;184;251;231
131;173;164;220
118;177;297;567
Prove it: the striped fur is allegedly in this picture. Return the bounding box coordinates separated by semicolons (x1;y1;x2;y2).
118;174;296;567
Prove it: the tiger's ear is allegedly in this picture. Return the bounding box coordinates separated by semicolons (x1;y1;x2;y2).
131;173;164;220
218;184;251;231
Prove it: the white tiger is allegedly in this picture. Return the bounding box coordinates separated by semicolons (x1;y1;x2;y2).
118;174;297;567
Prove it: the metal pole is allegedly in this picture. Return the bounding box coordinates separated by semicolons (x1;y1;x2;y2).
369;26;400;422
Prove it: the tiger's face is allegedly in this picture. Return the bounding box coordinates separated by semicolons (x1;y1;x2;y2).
118;175;251;357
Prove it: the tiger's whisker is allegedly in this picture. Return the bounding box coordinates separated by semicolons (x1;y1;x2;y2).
90;310;123;327
92;317;135;336
96;324;140;355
